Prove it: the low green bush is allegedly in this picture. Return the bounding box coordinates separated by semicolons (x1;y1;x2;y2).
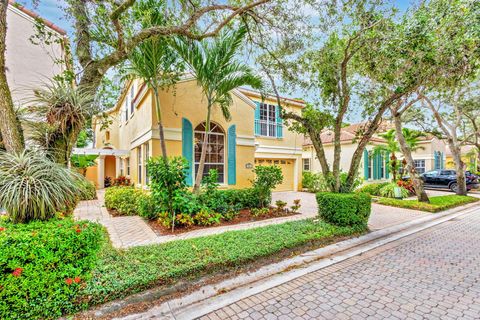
104;186;146;216
82;219;365;305
137;193;158;220
217;188;261;209
379;182;409;198
377;195;479;212
356;182;390;196
302;171;329;193
316;192;371;227
0;217;104;319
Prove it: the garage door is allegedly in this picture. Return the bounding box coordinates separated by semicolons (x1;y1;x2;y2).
254;158;294;191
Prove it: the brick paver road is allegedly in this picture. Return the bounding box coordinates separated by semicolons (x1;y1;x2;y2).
199;210;480;320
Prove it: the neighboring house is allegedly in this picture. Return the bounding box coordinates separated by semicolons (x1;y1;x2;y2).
302;122;447;183
5;1;67;106
82;77;305;190
445;145;479;172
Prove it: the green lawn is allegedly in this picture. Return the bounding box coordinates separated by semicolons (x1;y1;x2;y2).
81;219;365;305
376;195;479;213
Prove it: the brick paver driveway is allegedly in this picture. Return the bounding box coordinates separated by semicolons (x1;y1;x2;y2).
200;209;480;320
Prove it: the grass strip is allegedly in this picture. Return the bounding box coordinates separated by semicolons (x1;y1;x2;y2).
81;219;364;305
376;195;479;213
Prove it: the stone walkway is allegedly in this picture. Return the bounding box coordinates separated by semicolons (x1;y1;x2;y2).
74;190;158;248
75;190;431;249
199;207;480;320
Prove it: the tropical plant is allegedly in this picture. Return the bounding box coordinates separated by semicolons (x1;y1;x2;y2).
302;171;329;193
379;182;409;199
0;150;80;222
373;128;426;181
147;156;189;231
26;80;95;165
172;25;263;192
252;165;283;207
125;0;183;159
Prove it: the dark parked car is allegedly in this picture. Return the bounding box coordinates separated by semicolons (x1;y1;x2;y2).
417;170;480;192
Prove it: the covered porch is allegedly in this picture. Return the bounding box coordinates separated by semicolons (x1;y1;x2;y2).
72;148;130;188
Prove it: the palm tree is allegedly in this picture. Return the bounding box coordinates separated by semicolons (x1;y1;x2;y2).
125;2;182;159
374;128;426;181
374;129;400;180
173;26;263;192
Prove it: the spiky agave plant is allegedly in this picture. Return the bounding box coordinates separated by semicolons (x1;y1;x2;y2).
0;150;80;223
26;80;95;165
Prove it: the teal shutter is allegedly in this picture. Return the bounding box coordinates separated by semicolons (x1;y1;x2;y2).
182;118;193;186
363;149;369;180
385;153;390;179
440;152;444;169
254;102;260;135
276;105;283;138
373;151;378;180
228;125;236;185
434;151;439;170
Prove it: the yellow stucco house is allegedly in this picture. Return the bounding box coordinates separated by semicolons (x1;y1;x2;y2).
80;76;305;191
445;145;479;172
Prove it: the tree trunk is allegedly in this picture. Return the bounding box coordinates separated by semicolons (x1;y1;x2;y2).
153;88;167;159
193;106;211;193
451;145;467;195
0;0;24;154
393;114;429;202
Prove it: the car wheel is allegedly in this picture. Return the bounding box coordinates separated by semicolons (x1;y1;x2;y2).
449;183;458;193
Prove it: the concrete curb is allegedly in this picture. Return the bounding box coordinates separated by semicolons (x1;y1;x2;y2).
114;201;479;320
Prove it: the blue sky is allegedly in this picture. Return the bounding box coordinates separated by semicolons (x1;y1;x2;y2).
18;0;414;39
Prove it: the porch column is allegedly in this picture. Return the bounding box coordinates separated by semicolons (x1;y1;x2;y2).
97;156;105;189
115;157;121;177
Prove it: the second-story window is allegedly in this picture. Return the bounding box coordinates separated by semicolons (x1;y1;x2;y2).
255;103;282;138
130;85;135;115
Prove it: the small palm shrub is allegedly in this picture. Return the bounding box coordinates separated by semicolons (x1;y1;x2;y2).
379;183;409;199
0;151;80;223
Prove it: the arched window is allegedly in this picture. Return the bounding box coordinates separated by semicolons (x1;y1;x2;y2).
194;122;225;183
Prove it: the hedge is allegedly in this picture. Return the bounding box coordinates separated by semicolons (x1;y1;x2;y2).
104;186;149;216
316;192;371;227
0;217;105;319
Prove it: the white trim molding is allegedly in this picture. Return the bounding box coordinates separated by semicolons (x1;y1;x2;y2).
237;135;256;146
255;145;303;155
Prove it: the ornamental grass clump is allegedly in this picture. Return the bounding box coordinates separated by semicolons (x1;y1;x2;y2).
0;150;80;223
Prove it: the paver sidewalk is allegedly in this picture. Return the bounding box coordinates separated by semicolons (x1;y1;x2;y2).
199;207;480;320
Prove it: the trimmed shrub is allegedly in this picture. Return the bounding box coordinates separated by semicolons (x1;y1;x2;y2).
104;186;146;215
0;150;80;222
0;217;104;319
316;192;371;227
356;182;390;196
379;182;409;199
137;193;158;220
217;188;261;209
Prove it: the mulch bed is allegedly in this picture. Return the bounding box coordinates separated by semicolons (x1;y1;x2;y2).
147;208;300;235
